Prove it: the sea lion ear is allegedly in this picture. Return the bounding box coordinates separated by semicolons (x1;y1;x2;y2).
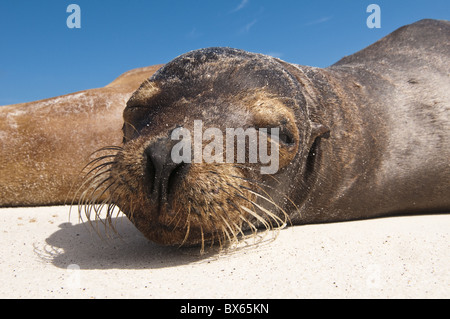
310;121;330;139
304;121;329;150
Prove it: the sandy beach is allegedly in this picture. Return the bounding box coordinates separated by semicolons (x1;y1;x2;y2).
0;205;448;299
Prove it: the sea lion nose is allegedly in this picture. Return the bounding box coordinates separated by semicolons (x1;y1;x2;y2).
144;137;186;204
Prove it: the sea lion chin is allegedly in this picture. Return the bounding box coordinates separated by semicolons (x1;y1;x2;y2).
78;20;449;248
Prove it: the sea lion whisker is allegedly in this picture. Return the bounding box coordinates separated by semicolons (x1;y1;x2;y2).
220;183;279;229
236;211;258;237
239;205;271;231
102;201;126;240
69;164;114;212
216;228;223;249
75;169;114;202
219;225;231;250
219;214;240;246
209;231;217;249
229;174;300;219
76;152;118;180
211;208;233;245
78;184;101;222
179;218;191;248
77;147;119;174
108;203;122;233
240;185;291;226
123;120;140;139
82;161;116;178
124;194;136;224
218;187;259;235
83;155;117;171
172;203;190;230
105;203;122;237
246;197;287;230
216;204;246;241
88;146;123;158
81;179;118;226
84;176;114;207
67;155;113;205
78;171;113;203
96;145;124;151
71;167;113;209
166;206;184;227
90;199;117;237
102;193;119;222
200;225;205;255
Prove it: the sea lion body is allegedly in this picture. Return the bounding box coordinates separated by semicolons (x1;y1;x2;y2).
286;18;450;223
0;65;162;206
1;19;449;247
98;19;448;245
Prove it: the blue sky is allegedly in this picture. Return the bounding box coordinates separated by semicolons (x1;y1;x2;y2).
0;0;449;105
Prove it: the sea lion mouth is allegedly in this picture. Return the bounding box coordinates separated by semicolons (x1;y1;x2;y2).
76;142;292;251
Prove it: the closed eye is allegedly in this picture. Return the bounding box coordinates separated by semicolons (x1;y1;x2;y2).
262;126;295;146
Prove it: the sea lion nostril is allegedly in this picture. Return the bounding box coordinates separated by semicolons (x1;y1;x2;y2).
144;138;187;204
167;162;189;195
145;151;156;193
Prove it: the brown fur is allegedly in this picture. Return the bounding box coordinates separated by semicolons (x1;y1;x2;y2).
0;65;162;206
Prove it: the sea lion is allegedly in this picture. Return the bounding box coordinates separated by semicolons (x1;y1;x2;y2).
0;65;163;206
1;20;449;249
78;19;449;247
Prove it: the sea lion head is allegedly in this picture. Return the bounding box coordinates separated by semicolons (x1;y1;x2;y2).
82;47;327;248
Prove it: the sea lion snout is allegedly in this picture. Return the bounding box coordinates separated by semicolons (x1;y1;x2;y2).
144;137;188;208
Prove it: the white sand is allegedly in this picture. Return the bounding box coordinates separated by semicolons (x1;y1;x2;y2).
0;206;448;299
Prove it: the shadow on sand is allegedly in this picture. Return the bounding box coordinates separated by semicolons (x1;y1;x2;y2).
38;216;218;270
